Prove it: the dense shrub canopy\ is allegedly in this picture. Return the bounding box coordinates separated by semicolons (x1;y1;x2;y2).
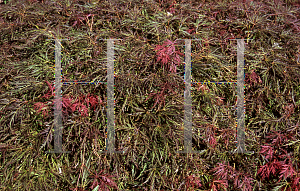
0;0;300;190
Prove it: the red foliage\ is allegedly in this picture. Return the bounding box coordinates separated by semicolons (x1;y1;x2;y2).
154;39;184;74
34;81;103;118
145;81;179;110
89;170;119;191
211;162;254;191
185;174;202;189
257;130;300;190
42;80;55;99
33;102;49;119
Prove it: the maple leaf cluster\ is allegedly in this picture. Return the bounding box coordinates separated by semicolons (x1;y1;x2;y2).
153;39;184;74
34;81;103;118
